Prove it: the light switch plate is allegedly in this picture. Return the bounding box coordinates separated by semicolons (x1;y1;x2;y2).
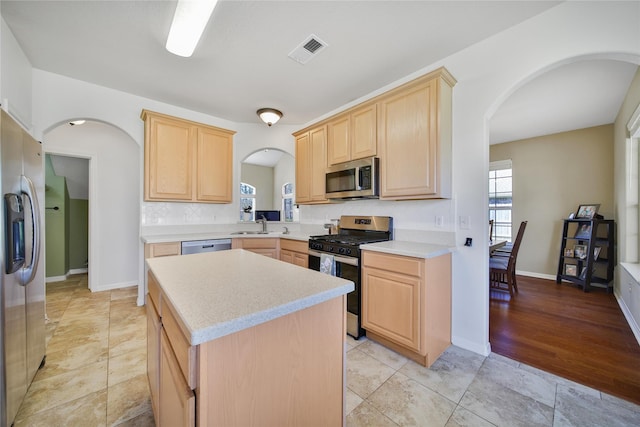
435;216;444;228
459;215;471;230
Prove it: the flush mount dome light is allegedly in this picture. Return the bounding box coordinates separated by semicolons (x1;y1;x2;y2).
69;120;86;126
257;108;283;127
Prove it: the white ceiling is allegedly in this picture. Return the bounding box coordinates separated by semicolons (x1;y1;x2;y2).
2;1;636;145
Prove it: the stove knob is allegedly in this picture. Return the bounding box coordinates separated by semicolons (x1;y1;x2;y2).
328;246;334;252
346;248;352;255
338;247;345;254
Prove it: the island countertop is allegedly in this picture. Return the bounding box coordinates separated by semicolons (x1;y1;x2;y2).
146;249;354;346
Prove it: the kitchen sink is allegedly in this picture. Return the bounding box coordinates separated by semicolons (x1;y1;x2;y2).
230;231;269;235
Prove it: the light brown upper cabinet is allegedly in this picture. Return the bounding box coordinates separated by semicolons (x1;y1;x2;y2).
327;103;377;166
294;125;329;204
378;69;455;199
142;110;235;203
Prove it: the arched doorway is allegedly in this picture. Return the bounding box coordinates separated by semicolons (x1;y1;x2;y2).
43;120;140;294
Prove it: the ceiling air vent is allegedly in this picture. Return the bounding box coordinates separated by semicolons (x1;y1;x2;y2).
288;34;328;65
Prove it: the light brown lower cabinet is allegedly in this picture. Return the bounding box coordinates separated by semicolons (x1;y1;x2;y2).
147;271;346;426
145;242;181;258
146;296;161;421
279;239;308;268
362;250;451;367
231;238;279;259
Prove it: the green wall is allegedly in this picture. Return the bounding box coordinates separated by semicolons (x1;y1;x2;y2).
68;199;88;269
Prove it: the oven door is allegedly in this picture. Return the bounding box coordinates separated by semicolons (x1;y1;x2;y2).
308;249;363;338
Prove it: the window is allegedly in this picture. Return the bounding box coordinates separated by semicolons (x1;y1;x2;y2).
240;182;256;221
282;182;294;222
489;160;512;242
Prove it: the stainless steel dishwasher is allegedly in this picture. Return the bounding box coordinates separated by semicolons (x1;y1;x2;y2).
181;238;232;255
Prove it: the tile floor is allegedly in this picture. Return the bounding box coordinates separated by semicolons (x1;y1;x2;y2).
15;274;640;426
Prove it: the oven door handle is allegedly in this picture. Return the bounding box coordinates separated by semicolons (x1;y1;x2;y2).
308;249;359;267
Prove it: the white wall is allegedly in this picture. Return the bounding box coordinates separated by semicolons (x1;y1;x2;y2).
16;1;640;353
0;17;32;129
45;121;139;292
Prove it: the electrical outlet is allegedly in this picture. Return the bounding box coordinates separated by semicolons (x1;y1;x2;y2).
459;215;471;230
435;216;444;228
465;237;473;247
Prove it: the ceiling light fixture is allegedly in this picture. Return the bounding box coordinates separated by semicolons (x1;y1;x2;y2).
166;0;218;58
257;108;283;127
69;120;86;126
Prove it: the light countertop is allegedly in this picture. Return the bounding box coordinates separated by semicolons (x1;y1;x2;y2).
146;249;354;346
361;240;455;258
142;231;311;244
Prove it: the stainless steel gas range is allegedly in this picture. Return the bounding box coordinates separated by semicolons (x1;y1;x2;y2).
308;215;393;339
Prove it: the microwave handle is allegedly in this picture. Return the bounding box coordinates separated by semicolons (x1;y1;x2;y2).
356;166;363;190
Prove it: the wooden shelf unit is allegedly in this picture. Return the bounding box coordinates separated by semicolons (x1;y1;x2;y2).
556;218;615;292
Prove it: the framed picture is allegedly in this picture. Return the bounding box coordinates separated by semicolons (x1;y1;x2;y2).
565;264;577;276
574;244;587;259
593;246;601;261
574;224;592;239
564;248;574;257
575;204;600;219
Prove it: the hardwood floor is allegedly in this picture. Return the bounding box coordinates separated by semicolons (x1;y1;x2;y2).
490;275;640;405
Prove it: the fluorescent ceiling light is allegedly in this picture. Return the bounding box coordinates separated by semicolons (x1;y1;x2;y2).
166;0;218;57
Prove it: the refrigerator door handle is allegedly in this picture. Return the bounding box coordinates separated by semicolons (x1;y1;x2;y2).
20;175;41;286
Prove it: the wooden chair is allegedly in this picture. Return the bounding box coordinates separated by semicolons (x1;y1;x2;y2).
490;221;527;296
489;219;494;241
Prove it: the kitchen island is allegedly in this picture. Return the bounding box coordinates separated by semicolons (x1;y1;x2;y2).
145;249;353;427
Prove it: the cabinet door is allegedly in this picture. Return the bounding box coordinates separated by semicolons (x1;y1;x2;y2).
196;127;233;202
293;253;308;268
295;133;311;203
310;126;328;201
280;249;294;264
160;331;195;427
379;79;438;199
146;297;161;422
362;266;422;352
351;104;377;160
327;114;351;166
145;114;194;201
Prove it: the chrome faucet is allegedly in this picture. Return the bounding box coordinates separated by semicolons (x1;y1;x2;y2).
282;226;289;235
257;215;268;233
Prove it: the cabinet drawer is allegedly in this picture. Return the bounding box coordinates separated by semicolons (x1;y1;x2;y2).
160;330;195;427
235;238;279;249
148;272;161;315
145;242;181;258
280;239;308;254
162;298;197;389
363;251;423;278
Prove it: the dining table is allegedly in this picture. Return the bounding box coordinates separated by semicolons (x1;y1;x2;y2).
490;240;507;253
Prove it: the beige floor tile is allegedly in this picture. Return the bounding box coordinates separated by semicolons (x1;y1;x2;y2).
14;389;107;427
367;372;457;426
16;360;108;418
346;348;396;400
36;340;109;381
112;409;155;427
109;322;147;358
107;374;152;426
346;401;398;427
108;347;147;387
111;286;138;301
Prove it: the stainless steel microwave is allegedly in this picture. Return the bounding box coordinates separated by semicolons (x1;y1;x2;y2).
325;157;379;199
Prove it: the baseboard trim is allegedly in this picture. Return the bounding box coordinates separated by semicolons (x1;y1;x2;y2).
452;335;491;356
46;275;67;283
68;268;88;275
516;270;556;281
91;280;138;293
615;290;640;345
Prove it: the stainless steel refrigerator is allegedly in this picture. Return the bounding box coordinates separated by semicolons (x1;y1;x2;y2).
0;109;45;427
